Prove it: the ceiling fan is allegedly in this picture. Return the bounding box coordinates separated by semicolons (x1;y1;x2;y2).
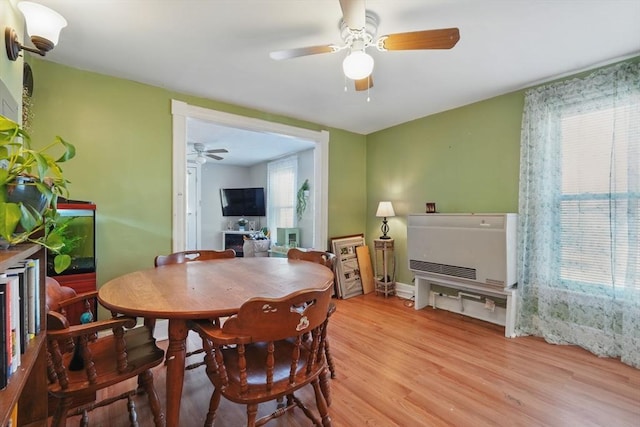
270;0;460;91
188;142;228;164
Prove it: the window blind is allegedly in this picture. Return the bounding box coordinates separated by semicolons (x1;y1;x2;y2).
267;156;297;242
559;103;639;289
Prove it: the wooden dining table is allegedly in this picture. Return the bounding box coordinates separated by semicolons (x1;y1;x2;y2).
98;256;334;427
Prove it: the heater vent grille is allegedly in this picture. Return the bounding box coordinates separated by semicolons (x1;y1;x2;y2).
409;260;477;280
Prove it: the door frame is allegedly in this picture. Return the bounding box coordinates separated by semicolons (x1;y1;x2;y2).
171;100;330;252
185;164;201;250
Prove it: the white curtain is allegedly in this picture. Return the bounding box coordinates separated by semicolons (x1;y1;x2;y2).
516;61;639;367
267;156;297;244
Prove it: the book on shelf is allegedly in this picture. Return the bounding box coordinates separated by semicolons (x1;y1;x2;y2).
0;288;6;390
5;265;27;355
0;273;20;380
0;258;41;389
18;259;40;337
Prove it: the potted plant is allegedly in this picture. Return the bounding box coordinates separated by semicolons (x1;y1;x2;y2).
296;179;310;221
237;217;248;231
0;115;76;273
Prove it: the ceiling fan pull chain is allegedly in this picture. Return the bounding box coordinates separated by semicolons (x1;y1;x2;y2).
367;76;371;102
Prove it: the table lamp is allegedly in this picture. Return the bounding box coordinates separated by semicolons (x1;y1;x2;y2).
376;201;395;239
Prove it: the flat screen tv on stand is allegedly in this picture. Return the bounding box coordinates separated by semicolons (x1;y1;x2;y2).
220;187;266;217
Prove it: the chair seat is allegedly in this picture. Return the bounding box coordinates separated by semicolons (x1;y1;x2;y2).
49;326;164;398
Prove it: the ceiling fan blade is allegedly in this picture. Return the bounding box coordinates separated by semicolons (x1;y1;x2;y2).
339;0;366;30
206;154;224;160
378;28;460;51
270;45;338;60
206;148;228;154
354;76;373;91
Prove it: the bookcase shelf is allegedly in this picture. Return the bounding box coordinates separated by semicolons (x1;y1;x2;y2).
0;244;47;426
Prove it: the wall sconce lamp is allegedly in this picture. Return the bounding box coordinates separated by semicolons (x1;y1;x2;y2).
5;1;67;61
376;201;395;240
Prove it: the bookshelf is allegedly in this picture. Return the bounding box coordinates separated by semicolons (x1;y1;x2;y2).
0;244;47;427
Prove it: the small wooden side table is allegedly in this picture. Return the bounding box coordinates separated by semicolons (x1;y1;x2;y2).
374;238;395;298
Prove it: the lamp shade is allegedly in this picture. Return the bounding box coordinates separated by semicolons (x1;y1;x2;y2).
18;1;67;46
342;50;374;80
376;201;395;218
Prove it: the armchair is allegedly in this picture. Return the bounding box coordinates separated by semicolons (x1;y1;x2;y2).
45;277;166;426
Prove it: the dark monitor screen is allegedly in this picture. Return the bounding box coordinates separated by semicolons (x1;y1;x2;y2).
220;187;266;217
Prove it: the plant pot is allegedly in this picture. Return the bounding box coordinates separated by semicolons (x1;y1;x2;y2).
6;176;48;213
2;176;49;235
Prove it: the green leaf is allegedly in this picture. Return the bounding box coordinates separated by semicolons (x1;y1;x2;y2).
18;203;41;232
53;254;72;274
55;137;76;163
0;202;21;240
44;230;64;251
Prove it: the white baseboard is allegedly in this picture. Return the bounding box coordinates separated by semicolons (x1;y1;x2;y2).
395;282;414;300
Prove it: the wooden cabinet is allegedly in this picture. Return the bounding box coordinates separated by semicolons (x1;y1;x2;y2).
0;244;47;427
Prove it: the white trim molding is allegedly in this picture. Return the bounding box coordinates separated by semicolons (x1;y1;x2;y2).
171;99;329;252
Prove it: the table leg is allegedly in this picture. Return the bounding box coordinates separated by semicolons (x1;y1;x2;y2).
165;318;188;427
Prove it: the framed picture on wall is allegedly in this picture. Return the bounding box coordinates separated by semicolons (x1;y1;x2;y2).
330;234;365;299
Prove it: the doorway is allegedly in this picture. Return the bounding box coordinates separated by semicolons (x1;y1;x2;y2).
171;100;329;252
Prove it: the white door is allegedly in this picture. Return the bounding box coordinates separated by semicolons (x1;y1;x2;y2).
186;166;199;250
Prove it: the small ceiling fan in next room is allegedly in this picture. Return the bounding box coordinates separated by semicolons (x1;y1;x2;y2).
188;142;228;164
269;0;460;92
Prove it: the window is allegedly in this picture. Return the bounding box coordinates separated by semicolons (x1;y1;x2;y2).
559;104;639;289
517;61;639;367
267;156;297;243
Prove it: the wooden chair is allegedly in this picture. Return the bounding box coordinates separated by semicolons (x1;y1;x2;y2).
191;287;333;427
45;277;166;427
287;248;338;379
154;249;236;267
154;249;236;370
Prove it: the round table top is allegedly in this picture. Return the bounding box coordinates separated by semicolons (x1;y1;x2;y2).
98;257;334;319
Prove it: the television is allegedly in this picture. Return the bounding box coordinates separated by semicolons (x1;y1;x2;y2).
220;187;266;217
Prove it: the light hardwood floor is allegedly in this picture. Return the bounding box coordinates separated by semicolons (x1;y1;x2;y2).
67;294;640;426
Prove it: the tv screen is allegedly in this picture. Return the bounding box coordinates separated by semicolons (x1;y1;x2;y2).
220;187;266;217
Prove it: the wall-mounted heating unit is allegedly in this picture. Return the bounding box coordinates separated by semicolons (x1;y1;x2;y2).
407;213;518;337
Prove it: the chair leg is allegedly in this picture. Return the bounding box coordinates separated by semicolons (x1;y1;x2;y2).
311;378;332;427
127;394;139;427
324;337;336;379
138;369;166;427
246;403;258;427
205;388;222;427
52;397;72;427
319;367;332;407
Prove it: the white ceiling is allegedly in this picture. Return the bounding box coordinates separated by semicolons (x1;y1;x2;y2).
186;117;315;166
24;0;640;138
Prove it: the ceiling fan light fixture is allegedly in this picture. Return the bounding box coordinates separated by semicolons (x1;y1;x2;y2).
342;50;374;80
195;154;207;165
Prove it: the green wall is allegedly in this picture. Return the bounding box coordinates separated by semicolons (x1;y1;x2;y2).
366;93;523;283
2;2;636;292
0;1;25;109
25;59;366;286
